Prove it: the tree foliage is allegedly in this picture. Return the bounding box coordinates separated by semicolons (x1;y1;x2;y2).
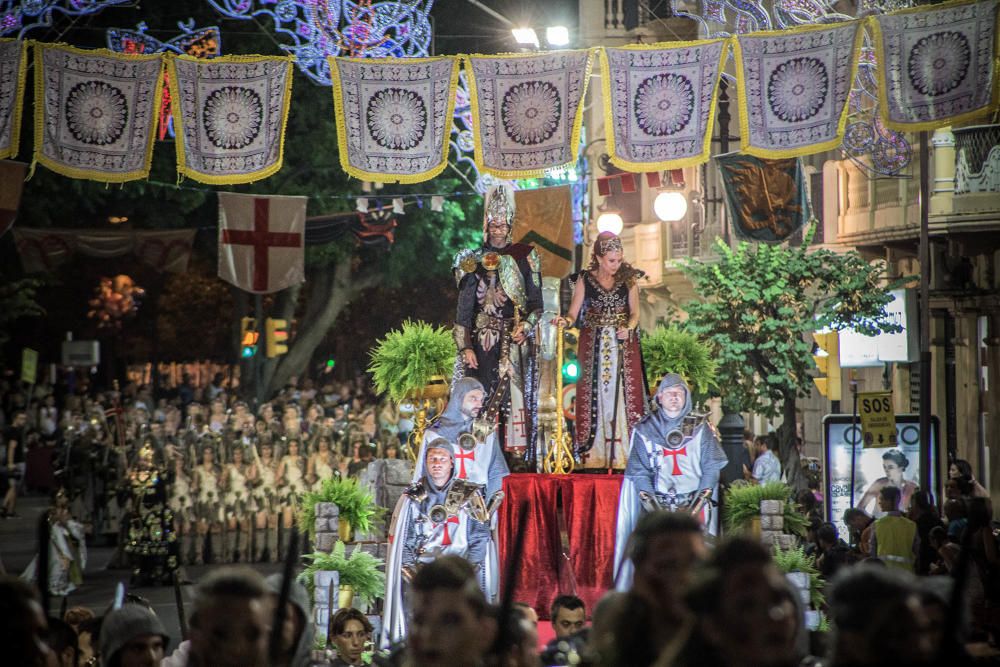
0;273;45;351
681;225;901;417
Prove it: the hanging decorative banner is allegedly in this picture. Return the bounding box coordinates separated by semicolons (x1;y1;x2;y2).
870;0;999;131
218;192;307;294
167;54;293;185
733;20;863;159
464;50;593;178
0;160;27;237
600;39;727;171
12;227;196;273
0;39;27;160
513;185;574;278
715;153;810;242
33;43;164;182
329;56;459;184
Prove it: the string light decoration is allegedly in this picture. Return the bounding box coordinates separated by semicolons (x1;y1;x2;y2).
670;0;913;176
205;0;435;85
106;20;223;141
0;0;131;39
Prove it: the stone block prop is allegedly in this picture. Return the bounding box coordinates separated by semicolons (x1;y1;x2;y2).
760;499;785;516
314;502;341;553
760;514;784;531
313;570;340;636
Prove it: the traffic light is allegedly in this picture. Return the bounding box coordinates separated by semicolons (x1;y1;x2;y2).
265;318;290;358
812;331;841;401
562;327;580;383
240;317;258;358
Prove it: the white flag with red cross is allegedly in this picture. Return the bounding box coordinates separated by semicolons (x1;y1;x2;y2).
218;192;307;294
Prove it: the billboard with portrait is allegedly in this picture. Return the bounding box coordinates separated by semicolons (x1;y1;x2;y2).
823;414;939;540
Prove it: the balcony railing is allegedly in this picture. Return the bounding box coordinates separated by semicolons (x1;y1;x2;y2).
954;125;1000;196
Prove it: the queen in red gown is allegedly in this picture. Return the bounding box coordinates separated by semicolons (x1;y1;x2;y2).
554;232;648;470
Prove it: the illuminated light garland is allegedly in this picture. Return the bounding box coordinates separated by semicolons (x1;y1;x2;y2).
0;0;131;40
670;0;913;176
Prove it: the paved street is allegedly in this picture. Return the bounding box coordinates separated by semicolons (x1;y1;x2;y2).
1;494;286;644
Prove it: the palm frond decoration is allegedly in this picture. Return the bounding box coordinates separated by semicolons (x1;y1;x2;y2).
640;325;717;401
368;319;456;402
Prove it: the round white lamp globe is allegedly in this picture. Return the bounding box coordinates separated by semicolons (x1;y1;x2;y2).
654;191;688;222
596;212;624;235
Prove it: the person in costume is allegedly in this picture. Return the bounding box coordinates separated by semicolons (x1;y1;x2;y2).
168;447;194;565
23;491;88;597
308;431;339;491
192;440;222;564
222;445;253;563
276;437;307;559
383;440;494;645
123;440;178;584
248;438;280;562
453;182;544;460
613;373;727;587
553;231;648;470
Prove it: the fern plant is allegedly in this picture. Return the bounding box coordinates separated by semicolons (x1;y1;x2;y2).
368;319;456;402
299;477;384;539
723;480;809;536
299;541;386;605
771;545;826;609
640;325;717;402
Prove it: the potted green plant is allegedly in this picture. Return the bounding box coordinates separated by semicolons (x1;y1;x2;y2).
300;541;386;609
640;325;717;403
368;319;455;403
723;480;809;537
299;477;383;543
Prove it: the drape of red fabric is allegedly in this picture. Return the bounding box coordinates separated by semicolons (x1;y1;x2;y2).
498;474;563;614
498;473;623;618
561;475;623;611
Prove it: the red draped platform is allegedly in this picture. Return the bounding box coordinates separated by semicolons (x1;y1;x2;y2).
497;473;623;618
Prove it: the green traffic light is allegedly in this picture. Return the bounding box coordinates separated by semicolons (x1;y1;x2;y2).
242;346;256;358
326;358;336;368
562;360;579;380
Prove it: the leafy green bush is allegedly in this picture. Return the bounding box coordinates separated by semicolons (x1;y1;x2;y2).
368;319;455;402
723;480;809;536
299;541;386;605
771;545;825;609
299;477;384;539
640;325;717;401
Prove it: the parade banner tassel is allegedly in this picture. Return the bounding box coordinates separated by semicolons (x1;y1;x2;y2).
0;39;28;160
218;192;307;294
167;54;294;185
329;56;460;184
733;20;864;159
33;43;163;183
715;153;811;242
870;0;1000;131
464;50;593;178
599;39;728;171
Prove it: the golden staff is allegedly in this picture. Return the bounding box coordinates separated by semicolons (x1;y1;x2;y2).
544;322;575;474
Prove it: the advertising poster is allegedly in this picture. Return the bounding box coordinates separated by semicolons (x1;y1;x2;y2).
824;414;939;540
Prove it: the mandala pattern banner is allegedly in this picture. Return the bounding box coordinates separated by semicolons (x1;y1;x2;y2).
167;54;294;185
465;50;593;178
329;56;460;184
871;0;999;131
600;39;727;171
0;39;27;160
734;21;863;159
33;43;163;182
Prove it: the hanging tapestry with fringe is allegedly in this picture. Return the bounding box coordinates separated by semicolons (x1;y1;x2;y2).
167;54;293;184
600;39;727;171
0;39;28;160
464;50;593;178
716;153;811;243
329;56;459;184
870;0;999;131
733;21;863;159
33;43;163;182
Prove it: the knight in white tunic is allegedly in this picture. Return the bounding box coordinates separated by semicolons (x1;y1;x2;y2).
383;441;493;646
613;373;727;587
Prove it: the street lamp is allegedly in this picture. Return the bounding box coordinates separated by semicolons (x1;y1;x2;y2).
546;26;570;46
512;27;539;48
653;190;688;222
596;211;624;235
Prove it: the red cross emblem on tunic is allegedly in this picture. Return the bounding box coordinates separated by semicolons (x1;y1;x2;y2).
435;515;460;546
661;446;688;475
512;408;528;439
221;198;302;292
454;448;476;479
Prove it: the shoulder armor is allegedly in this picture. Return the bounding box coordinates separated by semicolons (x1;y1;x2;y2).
453;248;479;286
